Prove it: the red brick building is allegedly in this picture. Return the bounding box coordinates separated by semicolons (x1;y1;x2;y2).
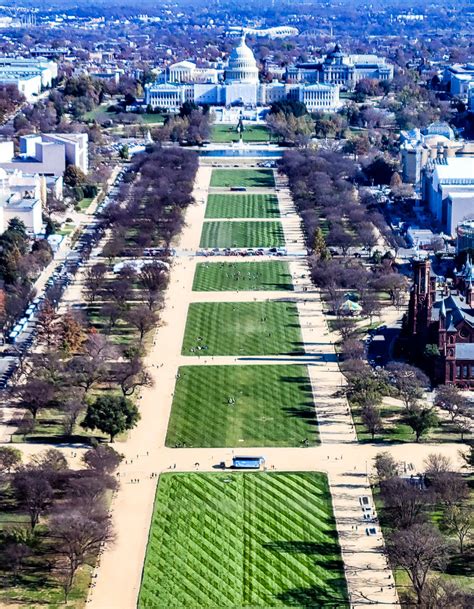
408;257;474;387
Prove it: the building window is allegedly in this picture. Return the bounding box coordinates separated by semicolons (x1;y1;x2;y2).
463;365;469;378
456;365;461;378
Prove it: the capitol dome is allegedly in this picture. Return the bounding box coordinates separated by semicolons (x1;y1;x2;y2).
224;34;259;84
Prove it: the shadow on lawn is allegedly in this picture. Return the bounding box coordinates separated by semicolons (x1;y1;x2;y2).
264;541;348;607
283;407;319;427
279;375;313;393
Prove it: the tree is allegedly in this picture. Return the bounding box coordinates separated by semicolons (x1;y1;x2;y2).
386;363;429;410
388;524;452;605
84;263;107;302
374;452;397;482
61;392;85;436
312;227;329;259
3;542;32;583
119;144;129;160
13;468;53;529
361;404;382;440
83;445;123;474
269;99;307;117
60;310;86;354
16;377;56;420
341;337;365;360
81;395;140;442
420;577;473;609
405;407;438;442
442;505;473;554
64;165;87;188
434;385;469;423
31;448;68;473
51;507;114;602
139;262;168;310
0;446;22;473
36;300;60;348
360;291;382;323
116;356;153;397
381;477;429;528
126;305;158;343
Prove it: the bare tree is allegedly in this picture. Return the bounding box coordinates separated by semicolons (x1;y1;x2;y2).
420;576;473;609
116;357;153;397
374;452;397;482
13;468;53;529
434;386;469;423
139;262;168;310
16;377;56;420
125;306;158;344
381;477;430;528
83;445;123;474
0;446;22;473
442;506;473;554
386;363;429;410
51;506;114;603
361;404;383;440
84;263;107;302
388;524;452;605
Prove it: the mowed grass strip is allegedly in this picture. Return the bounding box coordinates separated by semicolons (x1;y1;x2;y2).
182;301;304;356
210;169;275;188
166;364;318;447
205;193;280;219
193;261;294;292
138;472;348;609
211;124;270;143
200;221;285;248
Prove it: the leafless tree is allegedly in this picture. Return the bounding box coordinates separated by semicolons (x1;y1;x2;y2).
385;362;429;410
381;477;430;528
361;404;383;440
82;445;123;474
84;262;107;302
13;468;53;529
125;306;158;343
442;506;473;554
51;506;114;603
388;524;452;605
374;452;398;482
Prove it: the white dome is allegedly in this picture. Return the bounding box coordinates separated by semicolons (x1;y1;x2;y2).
225;35;259;84
229;38;257;64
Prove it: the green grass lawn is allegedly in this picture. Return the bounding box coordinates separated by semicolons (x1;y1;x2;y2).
211;124;270;143
166;364;318;447
182;301;304;356
210;169;275;188
77;197;94;211
352;401;473;445
139;472;348;609
138;113;166;124
200;221;285;248
205;193;280;219
193;261;293;292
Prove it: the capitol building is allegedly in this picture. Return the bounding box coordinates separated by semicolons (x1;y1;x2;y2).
144;35;341;113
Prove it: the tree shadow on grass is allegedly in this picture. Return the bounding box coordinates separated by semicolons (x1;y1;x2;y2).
264;541;348;607
276;585;348;608
283;407;319;427
279;375;313;394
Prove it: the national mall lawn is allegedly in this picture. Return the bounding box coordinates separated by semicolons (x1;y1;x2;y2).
181;301;303;356
205;193;280;219
166;364;318;447
138;472;348;609
192;260;294;292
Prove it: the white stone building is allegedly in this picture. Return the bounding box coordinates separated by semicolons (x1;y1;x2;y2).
0;133;88;176
286;44;393;90
0;57;58;100
145;35;341;113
